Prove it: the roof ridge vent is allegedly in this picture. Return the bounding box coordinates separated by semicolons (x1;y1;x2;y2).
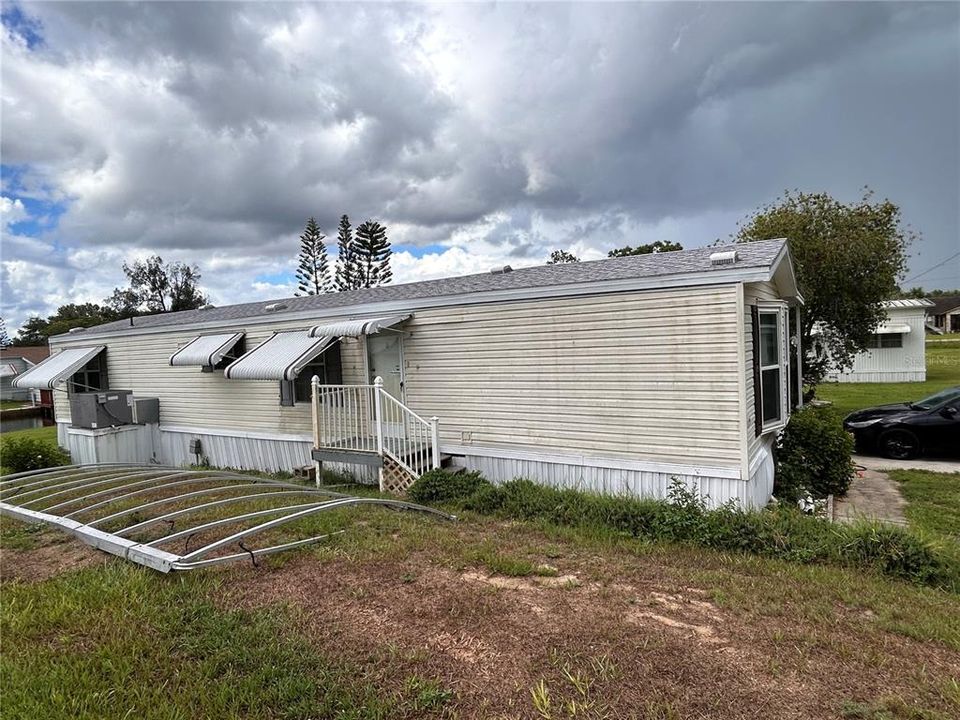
490;265;513;274
709;250;739;266
263;302;289;313
68;327;86;333
198;304;215;311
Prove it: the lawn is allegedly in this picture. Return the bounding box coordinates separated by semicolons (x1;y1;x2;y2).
816;341;960;418
3;500;960;718
0;424;58;444
0;400;32;411
889;469;960;545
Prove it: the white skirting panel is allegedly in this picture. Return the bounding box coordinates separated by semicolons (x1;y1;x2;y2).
828;370;926;383
454;452;769;509
746;437;776;508
62;423;160;466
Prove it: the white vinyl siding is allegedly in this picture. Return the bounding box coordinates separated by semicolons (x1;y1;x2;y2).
826;307;928;383
52;284;744;468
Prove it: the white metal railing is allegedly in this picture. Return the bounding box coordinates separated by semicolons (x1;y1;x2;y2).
311;376;440;487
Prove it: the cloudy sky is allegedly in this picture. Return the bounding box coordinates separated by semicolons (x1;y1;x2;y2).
2;1;958;333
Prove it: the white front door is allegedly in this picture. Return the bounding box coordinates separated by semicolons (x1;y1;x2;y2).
367;333;405;438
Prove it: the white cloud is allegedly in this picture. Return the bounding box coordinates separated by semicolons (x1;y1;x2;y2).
1;1;958;333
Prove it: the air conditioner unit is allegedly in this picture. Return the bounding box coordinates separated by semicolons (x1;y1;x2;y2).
69;390;134;429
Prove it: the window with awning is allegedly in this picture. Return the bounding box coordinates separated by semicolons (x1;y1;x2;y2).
308;314;409;338
11;346;106;389
224;332;337;381
169;332;245;370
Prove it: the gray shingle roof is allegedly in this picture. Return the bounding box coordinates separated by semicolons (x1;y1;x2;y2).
67;238;787;337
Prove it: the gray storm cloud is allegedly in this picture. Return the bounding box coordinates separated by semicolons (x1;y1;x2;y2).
1;1;958;330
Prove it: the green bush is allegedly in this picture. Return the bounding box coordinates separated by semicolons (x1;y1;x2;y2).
411;470;956;590
408;468;489;504
1;437;70;474
776;405;854;500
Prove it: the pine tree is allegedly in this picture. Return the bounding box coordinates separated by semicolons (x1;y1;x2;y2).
295;217;331;295
353;220;393;288
334;214;359;292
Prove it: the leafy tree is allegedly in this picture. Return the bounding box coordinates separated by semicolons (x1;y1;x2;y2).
736;188;912;385
295;217;331;295
608;241;683;257
13;303;116;344
353;220;393;288
0;317;10;347
334;214;360;291
103;287;143;319
897;287;930;300
547;250;580;264
120;256;208;313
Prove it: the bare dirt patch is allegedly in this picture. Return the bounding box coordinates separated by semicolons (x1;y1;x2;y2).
221;528;960;719
0;535;104;583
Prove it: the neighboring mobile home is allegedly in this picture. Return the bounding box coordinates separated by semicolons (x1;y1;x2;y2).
14;238;801;508
821;299;933;383
0;345;49;403
929;295;960;334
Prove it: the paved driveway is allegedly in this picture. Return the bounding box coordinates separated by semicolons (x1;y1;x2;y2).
852;455;960;473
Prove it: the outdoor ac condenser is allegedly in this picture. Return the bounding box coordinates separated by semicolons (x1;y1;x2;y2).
69;390;134;429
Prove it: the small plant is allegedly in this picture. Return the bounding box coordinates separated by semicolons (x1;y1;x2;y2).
408;468;489;504
0;436;70;474
776;405;854;501
531;679;553;718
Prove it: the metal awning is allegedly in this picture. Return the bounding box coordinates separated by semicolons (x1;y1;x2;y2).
0;463;454;573
308;314;409;338
11;346;105;389
169;332;245;368
0;364;18;378
876;323;911;334
224;331;336;381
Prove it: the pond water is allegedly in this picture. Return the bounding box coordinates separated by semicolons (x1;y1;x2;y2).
0;416;53;434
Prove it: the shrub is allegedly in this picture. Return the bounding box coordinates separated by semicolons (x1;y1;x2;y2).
776;405;854;500
1;437;70;474
408;468;489;505
410;470;956;590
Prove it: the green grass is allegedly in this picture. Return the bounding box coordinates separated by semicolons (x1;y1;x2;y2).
0;563;452;720
816;343;960;417
888;470;960;545
0;400;32;411
0;424;58;443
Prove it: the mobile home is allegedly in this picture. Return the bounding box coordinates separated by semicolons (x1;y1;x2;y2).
821;299;933;383
14;238;801;508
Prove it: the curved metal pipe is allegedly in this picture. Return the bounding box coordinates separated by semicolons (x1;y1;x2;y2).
12;468;178;505
0;463;162;486
178;497;455;563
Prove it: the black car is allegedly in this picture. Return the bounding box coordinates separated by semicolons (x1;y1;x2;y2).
843;386;960;460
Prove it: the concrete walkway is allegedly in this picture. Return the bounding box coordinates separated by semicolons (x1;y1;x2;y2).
852;454;960;473
833;467;909;527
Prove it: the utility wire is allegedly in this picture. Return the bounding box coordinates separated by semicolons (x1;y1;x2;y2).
903;250;960;284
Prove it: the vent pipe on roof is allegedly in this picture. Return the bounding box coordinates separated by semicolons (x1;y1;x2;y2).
68;327;85;333
199;304;215;311
490;265;513;274
709;250;739;266
263;302;289;313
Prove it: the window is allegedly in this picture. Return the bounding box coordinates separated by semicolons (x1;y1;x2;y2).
865;333;902;349
280;341;342;406
751;305;787;433
68;355;107;394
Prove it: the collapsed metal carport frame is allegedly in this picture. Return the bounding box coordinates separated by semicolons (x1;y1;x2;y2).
0;463;454;572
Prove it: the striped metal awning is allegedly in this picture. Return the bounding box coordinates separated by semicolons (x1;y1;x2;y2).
169;332;245;368
224;331;335;381
12;346;105;389
875;323;911;334
308;314;409;338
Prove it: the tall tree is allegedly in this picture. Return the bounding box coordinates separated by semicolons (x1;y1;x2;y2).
353;220;393;288
547;250;580;264
295;217;331;295
608;241;683;257
736;188;912;385
13;303;116;344
334;214;360;291
119;256;208;313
